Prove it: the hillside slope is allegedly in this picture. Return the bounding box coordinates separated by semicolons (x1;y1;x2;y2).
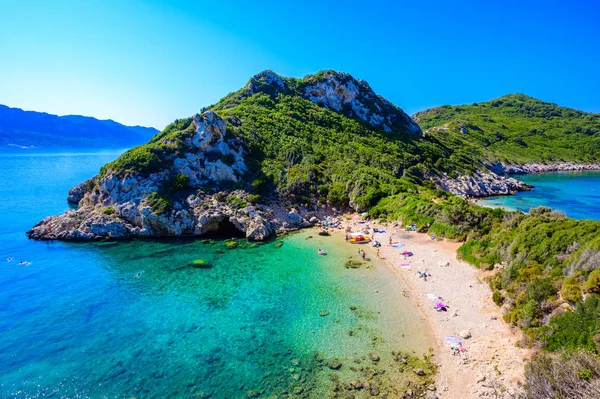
414;94;600;165
0;104;158;151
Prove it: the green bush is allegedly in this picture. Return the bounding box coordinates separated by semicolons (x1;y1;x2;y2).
247;194;260;204
544;295;600;352
584;270;600;293
102;206;115;215
492;291;504;306
560;277;582;303
170;173;190;193
146;192;171;215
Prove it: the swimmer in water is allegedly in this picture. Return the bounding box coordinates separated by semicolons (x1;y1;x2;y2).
7;257;13;262
133;272;141;279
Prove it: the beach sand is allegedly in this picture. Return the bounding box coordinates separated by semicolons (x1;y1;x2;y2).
333;220;531;398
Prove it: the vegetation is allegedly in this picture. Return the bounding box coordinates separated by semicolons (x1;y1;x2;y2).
524;350;600;399
415;94;600;164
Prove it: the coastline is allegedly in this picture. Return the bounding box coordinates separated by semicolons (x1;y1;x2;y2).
332;220;531;398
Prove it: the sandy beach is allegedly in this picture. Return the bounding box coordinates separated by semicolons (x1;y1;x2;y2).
334;219;531;398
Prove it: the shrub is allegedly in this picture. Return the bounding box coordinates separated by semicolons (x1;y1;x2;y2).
146;192;171;215
102;206;115;216
170;173;190;193
492;291;504;306
584;270;600;293
247;194;260;204
524;351;600;399
561;277;582;303
544;296;600;352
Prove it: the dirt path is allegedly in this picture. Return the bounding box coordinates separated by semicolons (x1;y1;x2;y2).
335;221;531;398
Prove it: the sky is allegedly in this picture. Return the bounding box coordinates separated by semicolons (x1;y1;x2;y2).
1;0;599;130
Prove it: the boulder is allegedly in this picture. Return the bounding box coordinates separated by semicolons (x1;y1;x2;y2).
328;360;342;370
459;329;472;339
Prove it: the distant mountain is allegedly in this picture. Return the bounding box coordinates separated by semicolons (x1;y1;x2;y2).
0;105;159;151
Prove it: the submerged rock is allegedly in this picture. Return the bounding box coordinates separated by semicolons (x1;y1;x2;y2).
328;360;342;370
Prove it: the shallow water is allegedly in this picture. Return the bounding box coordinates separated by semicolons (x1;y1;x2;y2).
0;152;431;398
479;171;600;220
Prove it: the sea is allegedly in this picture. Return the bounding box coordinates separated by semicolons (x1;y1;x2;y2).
0;151;432;398
479;171;600;220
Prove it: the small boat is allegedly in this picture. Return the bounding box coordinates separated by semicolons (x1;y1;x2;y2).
348;233;371;244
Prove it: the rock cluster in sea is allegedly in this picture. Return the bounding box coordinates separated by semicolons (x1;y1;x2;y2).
433;169;531;198
27;112;332;241
484;161;600;175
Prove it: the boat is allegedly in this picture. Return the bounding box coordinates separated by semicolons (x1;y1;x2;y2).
348;233;371;244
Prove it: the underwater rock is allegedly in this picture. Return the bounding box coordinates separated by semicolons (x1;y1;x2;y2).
328;360;342;370
188;259;212;269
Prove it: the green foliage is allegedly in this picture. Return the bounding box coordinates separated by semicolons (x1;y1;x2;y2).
524;350;600;398
415;94;600;164
226;195;247;209
169;173;190;193
146;192;171;215
492;291;504;306
247;194;260;204
102;206;115;216
584;270;600;293
561;277;582;303
544;296;600;352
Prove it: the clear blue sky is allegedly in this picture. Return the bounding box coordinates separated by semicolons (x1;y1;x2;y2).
1;0;599;129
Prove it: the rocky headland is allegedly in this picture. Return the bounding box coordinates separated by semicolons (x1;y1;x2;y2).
27;111;336;241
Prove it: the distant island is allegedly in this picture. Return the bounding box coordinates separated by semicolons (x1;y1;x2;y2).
0;104;158;151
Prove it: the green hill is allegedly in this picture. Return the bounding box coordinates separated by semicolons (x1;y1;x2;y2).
414;94;600;164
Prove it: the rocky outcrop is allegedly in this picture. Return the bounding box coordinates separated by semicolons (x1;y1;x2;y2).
246;70;422;136
67;180;90;204
484;161;600;175
27;112;333;241
433;170;532;198
435;161;600;198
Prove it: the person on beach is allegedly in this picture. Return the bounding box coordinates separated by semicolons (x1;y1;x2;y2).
376;249;381;259
389;236;392;246
362;251;366;260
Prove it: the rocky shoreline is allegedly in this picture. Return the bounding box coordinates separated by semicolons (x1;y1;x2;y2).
433;170;532;198
435;162;600;198
27;111;338;242
485;161;600;175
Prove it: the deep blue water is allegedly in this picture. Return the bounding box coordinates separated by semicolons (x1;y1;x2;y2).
479;171;600;220
0;152;429;398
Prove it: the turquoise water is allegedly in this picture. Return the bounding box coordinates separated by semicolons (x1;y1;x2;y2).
479;171;600;220
0;152;431;398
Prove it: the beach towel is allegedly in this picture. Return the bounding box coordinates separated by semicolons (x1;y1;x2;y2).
444;336;463;347
426;293;442;302
399;264;411;269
